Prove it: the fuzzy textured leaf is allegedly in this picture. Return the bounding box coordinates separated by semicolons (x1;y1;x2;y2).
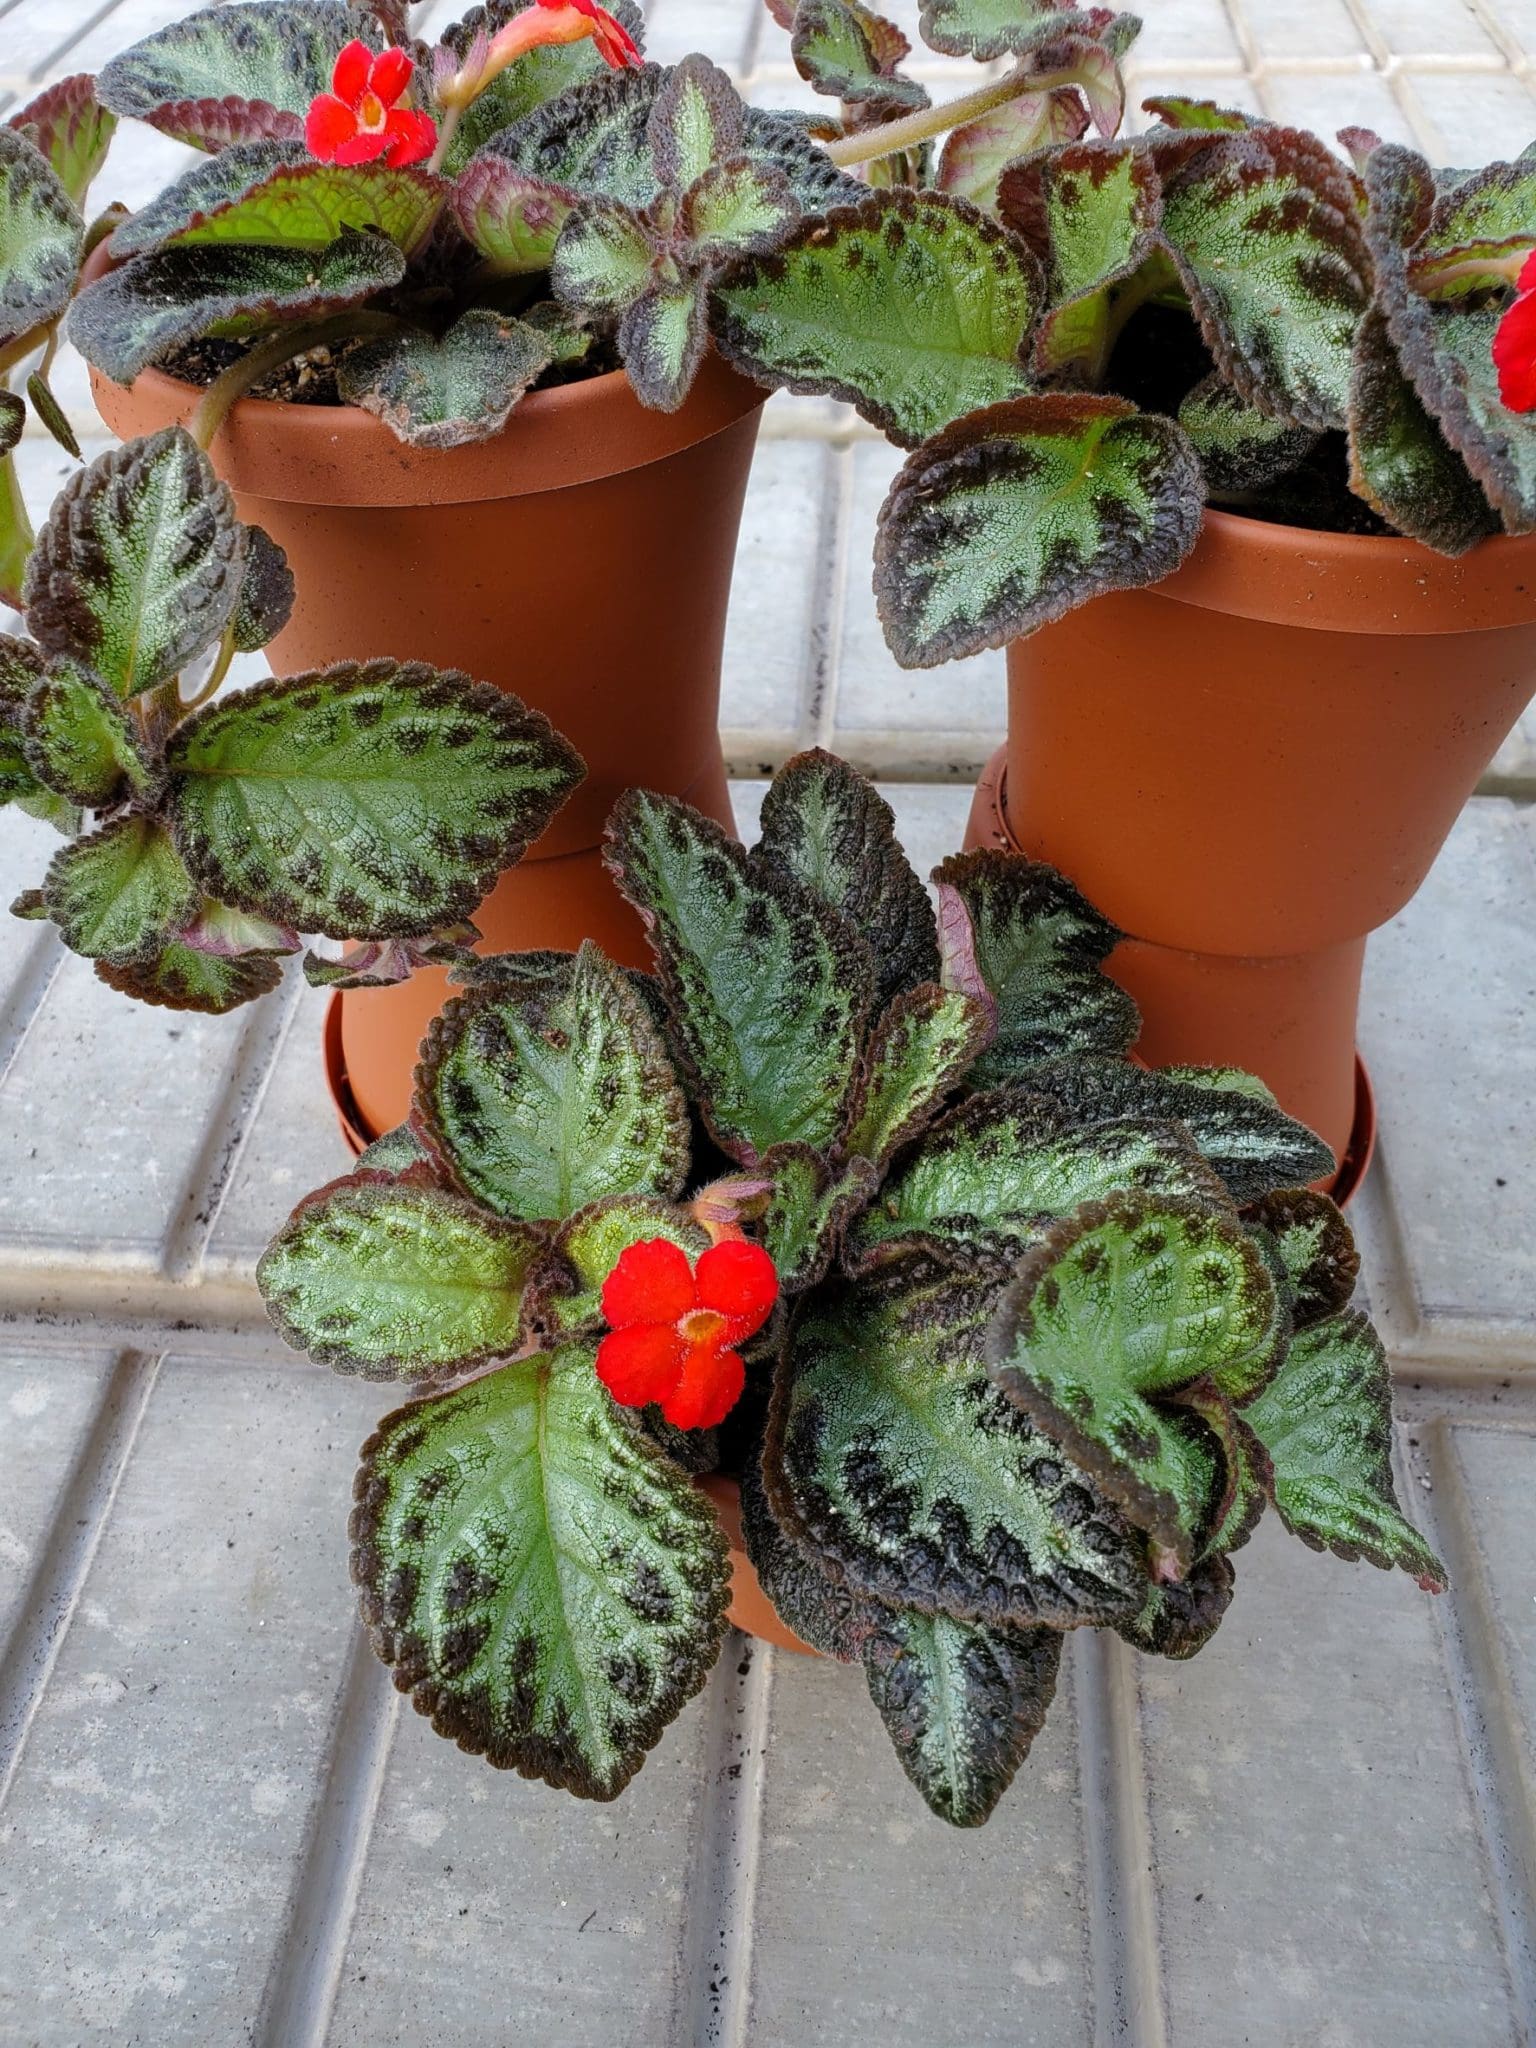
42;814;197;963
712;189;1038;449
95;935;285;1013
792;0;927;111
1179;371;1320;493
7;76;116;209
1141;96;1255;134
750;748;937;1010
453;157;579;275
874;394;1202;666
437;0;646;172
167;662;582;937
259;1176;542;1378
1113;1552;1234;1658
0;130;83;349
337;310;557;449
738;1450;882;1659
605;790;872;1162
760;1145;878;1291
648;54;745;190
21;657;156;805
680;157;799;261
920;0;1110;62
415;943;689;1223
933;850;1137;1081
486;63;665;209
70;234;406;386
24;428;245;698
845;983;993;1167
617;281;709;412
107;141;305;257
1241;1309;1446;1589
351;1347;730;1796
231;526;295;652
138;156;442;254
1244;1187;1358;1330
1346;308;1498;553
988;1194;1284;1564
767;1259;1145;1629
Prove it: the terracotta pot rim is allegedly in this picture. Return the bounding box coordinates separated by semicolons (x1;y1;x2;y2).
1156;504;1536;635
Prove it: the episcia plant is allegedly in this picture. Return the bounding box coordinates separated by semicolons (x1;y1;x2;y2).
707;7;1536;666
256;749;1443;1827
0;424;582;1010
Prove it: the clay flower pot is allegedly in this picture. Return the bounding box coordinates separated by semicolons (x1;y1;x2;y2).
965;508;1536;1180
85;264;766;1138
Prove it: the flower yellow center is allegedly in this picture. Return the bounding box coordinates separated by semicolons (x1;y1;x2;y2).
678;1308;728;1347
358;90;387;131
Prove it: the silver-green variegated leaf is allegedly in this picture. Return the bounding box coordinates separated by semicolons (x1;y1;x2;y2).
874;393;1203;666
258;1175;542;1379
95;933;285;1012
351;1347;730;1797
919;0;1101;62
166;661;582;937
862;1604;1061;1827
933;849;1137;1081
453;156;580;275
937;85;1088;214
41;813;197;963
549;196;655;313
486;62;664;210
1160;127;1370;431
24;428;245;697
712;189;1039;449
750;748;937;1011
123;154;442;255
0;129;84;351
1179;370;1321;493
618;281;710;412
7;75;117;210
604;789;873;1163
1422;156;1536;264
988;1194;1285;1566
791;0;927;112
69;233;406;386
414;943;689;1224
1113;1552;1234;1658
1240;1309;1446;1590
765;1258;1146;1629
529;1194;709;1339
738;1449;883;1659
1346;308;1498;553
106;142;302;256
1017;1054;1334;1204
98;0;369;149
647;53;745;189
1174;1379;1270;1560
845;1093;1229;1275
1243;1187;1358;1330
21;657;157;805
336;310;558;450
436;0;646;173
760;1143;878;1291
844;983;993;1167
679;157;798;261
997;139;1161;379
231;525;295;652
1141;95;1255;134
356;1122;432;1175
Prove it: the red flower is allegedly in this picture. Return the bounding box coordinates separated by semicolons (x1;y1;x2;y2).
306;40;437;168
596;1237;778;1430
537;0;643;69
1494;251;1536;414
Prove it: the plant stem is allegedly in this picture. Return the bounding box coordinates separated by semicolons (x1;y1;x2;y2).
189;310;411;449
181;619;238;713
1411;245;1533;298
426;100;462;175
822;63;1078;168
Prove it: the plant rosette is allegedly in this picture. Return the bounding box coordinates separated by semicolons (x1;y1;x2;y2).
257;748;1444;1828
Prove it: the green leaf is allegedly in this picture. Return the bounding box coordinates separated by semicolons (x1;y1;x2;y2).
1015;1054;1334;1204
1174;1380;1270;1559
1240;1309;1446;1589
874;393;1203;667
0;129;83;350
761;1144;878;1291
791;0;928;112
618;282;710;412
69;234;406;386
1141;95;1256;133
166;660;583;937
647;54;744;190
932;849;1137;1081
0;393;21;460
844;983;993;1167
0;445;30;614
95;935;285;1013
98;0;369;149
351;1347;730;1796
765;1259;1146;1628
41;814;197;963
487;62;664;209
739;1448;883;1659
415;943;689;1223
24;367;80;459
436;0;647;173
106;141;303;258
937;87;1088;215
336;310;558;450
988;1194;1284;1565
1425;156;1536;256
21;657;156;805
862;1605;1062;1827
1243;1187;1358;1330
605;789;872;1163
551;196;655;313
845;1093;1229;1274
528;1193;709;1339
679;157;799;260
7;75;116;210
24;427;245;698
231;525;295;652
749;747;937;1012
712;189;1038;449
0;631;45;709
453;157;579;276
1113;1553;1234;1658
919;0;1093;61
258;1175;542;1379
126;152;442;255
356;1122;432;1175
1160;127;1370;430
1179;371;1320;493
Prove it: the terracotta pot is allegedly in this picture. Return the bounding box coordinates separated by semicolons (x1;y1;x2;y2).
967;508;1536;1175
696;1477;819;1655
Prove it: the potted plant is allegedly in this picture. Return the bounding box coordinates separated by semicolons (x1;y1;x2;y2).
256;748;1442;1826
0;424;582;1006
707;15;1536;1179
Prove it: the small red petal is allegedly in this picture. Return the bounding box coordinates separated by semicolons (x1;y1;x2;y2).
596;1324;685;1408
1493;290;1536;413
333;126;391;164
332;38;373;105
381;107;437;166
601;1237;697;1330
660;1342;745;1431
369;44;414;106
695;1238;778;1341
591;9;642;67
305;94;358;161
